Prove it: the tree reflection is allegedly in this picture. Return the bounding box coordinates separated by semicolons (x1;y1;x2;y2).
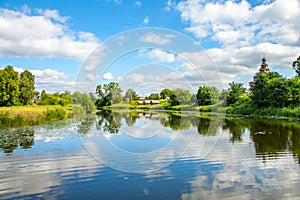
223;117;300;164
77;115;96;134
223;117;248;143
96;110;122;133
0;128;34;153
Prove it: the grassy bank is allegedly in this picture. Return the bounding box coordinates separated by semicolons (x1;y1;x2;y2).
102;100;226;113
0;105;73;128
101;100;300;119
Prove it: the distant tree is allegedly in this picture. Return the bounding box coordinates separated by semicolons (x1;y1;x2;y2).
0;66;20;106
72;91;95;114
89;92;96;102
293;55;300;76
160;88;173;99
250;72;288;108
95;82;122;108
170;89;192;106
196;86;219;106
20;70;35;105
267;76;289;107
125;89;138;100
226;82;246;106
288;77;300;107
148;93;160;100
250;72;271;108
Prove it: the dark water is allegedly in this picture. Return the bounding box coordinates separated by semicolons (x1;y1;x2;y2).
0;110;300;199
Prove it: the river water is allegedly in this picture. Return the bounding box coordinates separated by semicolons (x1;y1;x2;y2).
0;110;299;199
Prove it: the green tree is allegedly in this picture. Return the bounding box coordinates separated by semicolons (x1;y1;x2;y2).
160;88;173;99
250;72;270;108
125;89;138;100
226;82;246;106
196;86;219;106
288;77;300;107
250;72;289;108
169;89;192;106
95;82;122;108
20;70;35;105
0;66;20;106
293;55;300;76
148;93;160;100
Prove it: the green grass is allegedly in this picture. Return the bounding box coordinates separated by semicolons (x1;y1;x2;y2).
0;105;72;128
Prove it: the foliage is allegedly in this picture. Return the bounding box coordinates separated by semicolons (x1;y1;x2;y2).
160;88;173;99
169;89;192;106
226;82;246;106
20;70;35;105
148;93;160;100
95;82;123;108
0;66;21;106
293;55;300;76
196;86;219;106
39;90;72;106
125;89;138;100
72;91;95;114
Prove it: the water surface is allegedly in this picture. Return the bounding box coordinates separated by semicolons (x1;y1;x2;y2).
1;110;300;199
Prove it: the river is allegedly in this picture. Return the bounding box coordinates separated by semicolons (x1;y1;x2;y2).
0;110;300;199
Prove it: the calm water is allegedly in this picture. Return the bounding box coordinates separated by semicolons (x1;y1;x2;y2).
1;110;300;199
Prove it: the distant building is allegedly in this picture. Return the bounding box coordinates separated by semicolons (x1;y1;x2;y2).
249;57;270;87
144;100;151;105
138;96;146;100
151;100;160;105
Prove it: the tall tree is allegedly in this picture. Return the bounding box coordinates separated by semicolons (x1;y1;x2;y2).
226;82;246;106
196;86;219;106
169;89;192;106
125;89;138;100
0;66;20;106
160;88;173;99
293;55;300;76
95;82;122;108
20;70;35;105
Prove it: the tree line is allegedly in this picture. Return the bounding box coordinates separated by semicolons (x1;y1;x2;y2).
95;55;300;115
0;66;95;114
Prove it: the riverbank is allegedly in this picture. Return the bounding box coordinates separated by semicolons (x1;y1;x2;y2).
0;105;73;128
101;101;300;120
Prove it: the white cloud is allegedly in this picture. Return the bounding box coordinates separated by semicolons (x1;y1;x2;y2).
139;32;175;45
143;49;176;63
30;68;75;92
0;7;100;61
177;0;300;47
103;72;114;80
86;74;99;81
135;1;142;7
165;0;174;11
176;0;300;86
143;16;149;25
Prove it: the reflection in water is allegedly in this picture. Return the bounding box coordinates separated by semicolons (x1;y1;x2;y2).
223;117;300;164
0;111;300;199
0;127;34;153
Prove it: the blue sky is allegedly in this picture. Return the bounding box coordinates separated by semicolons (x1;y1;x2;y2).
0;0;299;94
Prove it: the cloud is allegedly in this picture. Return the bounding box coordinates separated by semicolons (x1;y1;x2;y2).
103;72;114;80
177;0;300;47
165;0;175;11
141;48;176;63
176;0;300;86
0;7;100;61
143;16;149;25
86;74;99;81
30;68;75;92
139;32;175;45
135;1;142;7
